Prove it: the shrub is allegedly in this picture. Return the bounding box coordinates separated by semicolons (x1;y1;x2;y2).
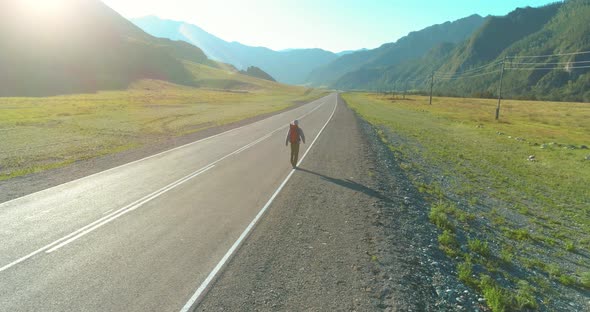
468;238;491;257
438;230;459;257
559;275;576;286
565;241;575;252
429;203;454;231
515;280;538;309
438;230;458;247
507;229;531;241
546;263;561;278
500;246;514;263
479;275;512;312
581;272;590;288
458;260;477;287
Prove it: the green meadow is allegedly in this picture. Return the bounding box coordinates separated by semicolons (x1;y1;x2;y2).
344;92;590;311
0;69;325;181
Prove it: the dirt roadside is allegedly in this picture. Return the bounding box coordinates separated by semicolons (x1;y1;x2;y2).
0;98;319;203
195;96;470;311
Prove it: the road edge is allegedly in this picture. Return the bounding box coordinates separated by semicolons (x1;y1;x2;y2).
179;94;339;312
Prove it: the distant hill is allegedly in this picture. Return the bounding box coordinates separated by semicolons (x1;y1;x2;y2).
131;16;340;84
333;1;590;102
306;14;487;86
336;49;368;56
240;66;276;82
0;0;216;97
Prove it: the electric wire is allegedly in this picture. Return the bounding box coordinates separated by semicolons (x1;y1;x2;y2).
508;50;590;59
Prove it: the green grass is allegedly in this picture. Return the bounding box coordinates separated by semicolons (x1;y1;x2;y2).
458;259;477;287
479;275;511;312
468;238;490;257
581;272;590;288
504;228;532;241
343;92;590;310
500;245;514;264
438;230;460;257
515;280;538;309
565;241;575;252
429;202;455;232
0;73;326;181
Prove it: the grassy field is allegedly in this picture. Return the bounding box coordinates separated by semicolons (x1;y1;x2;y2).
0;69;326;181
343;92;590;311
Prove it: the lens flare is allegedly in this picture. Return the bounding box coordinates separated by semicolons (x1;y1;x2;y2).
20;0;68;16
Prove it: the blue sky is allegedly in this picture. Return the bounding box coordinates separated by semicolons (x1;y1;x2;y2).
103;0;559;52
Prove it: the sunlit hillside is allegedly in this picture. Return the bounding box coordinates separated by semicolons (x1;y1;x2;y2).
0;0;214;96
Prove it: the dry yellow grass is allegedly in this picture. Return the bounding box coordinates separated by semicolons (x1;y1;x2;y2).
0;77;325;180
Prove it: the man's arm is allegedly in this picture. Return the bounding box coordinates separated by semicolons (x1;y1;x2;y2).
285;128;291;146
299;128;305;144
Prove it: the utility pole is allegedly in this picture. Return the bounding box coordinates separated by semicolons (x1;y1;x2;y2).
403;81;408;100
495;56;507;120
429;72;434;105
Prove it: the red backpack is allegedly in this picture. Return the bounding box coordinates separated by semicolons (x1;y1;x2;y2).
289;124;299;144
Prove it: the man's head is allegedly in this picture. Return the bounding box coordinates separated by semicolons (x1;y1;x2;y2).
293;120;299;126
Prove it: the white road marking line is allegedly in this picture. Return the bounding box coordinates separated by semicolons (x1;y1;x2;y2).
0;96;329;207
179;95;339;312
0;96;332;272
0;164;214;273
234;134;272;154
23;208;55;220
102;209;114;215
45;165;217;253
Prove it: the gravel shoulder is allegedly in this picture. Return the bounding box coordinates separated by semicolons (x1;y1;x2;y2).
196;95;469;311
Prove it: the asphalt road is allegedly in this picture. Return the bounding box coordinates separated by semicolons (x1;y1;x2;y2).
197;96;380;311
0;93;338;312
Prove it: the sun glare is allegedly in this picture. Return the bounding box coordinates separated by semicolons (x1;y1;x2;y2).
20;0;68;16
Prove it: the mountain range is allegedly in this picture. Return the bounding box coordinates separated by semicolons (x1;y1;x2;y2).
131;16;340;85
0;0;281;97
132;1;589;101
2;0;588;101
330;0;590;102
306;14;488;87
0;0;215;96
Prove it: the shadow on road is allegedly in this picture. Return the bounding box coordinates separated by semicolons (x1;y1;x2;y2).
295;167;395;203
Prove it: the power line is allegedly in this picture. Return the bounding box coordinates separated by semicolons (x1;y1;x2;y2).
436;69;502;80
507;65;590;70
389;49;590;118
508;50;590;59
402;77;431;83
435;60;503;78
510;60;590;65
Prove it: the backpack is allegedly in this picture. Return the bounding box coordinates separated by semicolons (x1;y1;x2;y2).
289;124;299;144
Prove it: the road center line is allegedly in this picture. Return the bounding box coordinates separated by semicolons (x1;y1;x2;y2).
179;95;339;312
0;164;214;273
234;134;272;154
45;165;217;253
0;98;329;272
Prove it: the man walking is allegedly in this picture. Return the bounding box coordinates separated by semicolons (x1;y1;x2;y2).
285;119;305;168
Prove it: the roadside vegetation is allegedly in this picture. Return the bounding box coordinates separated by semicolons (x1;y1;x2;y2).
0;72;325;181
344;92;590;311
